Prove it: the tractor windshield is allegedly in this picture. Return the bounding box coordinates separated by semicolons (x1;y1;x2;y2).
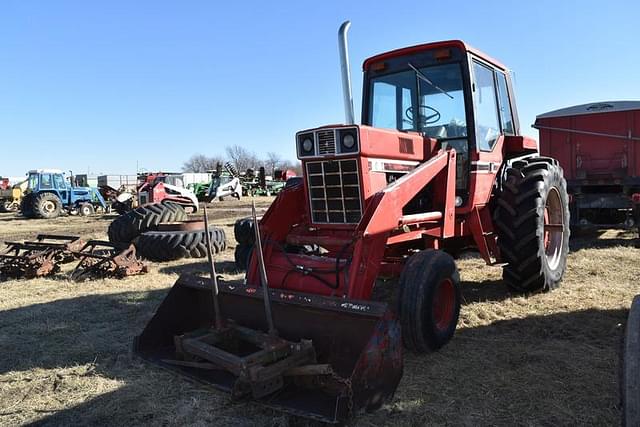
369;63;467;139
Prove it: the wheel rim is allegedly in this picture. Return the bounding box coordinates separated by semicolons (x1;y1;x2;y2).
544;187;564;270
432;278;455;331
42;200;56;213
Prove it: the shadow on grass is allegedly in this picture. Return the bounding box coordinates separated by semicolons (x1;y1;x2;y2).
0;281;626;426
158;260;239;276
570;228;638;251
461;279;514;304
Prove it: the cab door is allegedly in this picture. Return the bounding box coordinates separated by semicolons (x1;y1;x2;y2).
53;174;68;203
469;59;515;206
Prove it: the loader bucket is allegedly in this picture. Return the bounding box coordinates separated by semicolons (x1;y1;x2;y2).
134;274;402;423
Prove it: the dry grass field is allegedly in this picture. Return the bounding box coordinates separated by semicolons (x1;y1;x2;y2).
0;198;637;426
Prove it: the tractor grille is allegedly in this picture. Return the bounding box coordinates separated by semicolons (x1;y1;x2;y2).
306;159;362;224
317;130;336;155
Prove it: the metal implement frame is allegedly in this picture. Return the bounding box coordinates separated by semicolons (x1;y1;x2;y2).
70;240;147;281
0;234;84;279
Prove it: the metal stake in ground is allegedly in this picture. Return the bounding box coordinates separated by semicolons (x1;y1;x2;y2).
203;205;223;330
252;200;276;336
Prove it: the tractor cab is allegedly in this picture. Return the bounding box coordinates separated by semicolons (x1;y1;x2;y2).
361;41;534;204
26;169;67;194
296;40;536;222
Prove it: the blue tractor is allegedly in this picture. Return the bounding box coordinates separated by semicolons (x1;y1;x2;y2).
20;169;107;219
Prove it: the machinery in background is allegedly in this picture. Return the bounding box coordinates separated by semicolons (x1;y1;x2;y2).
103;172;199;214
20;169;107;219
136;173;199;212
536;101;640;229
242;167;298;196
204;162;243;201
0;179;27;212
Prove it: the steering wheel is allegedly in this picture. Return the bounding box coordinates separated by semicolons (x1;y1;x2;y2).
405;105;441;126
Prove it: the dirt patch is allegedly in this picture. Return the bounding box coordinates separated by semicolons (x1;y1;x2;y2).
0;202;636;426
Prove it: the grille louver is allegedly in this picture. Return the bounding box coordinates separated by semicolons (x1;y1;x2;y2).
317;130;336;155
306;159;362;224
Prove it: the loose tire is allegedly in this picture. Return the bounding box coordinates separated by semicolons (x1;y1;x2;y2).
398;250;461;353
135;228;227;261
234;217;255;245
34;192;63;219
234;243;253;270
108;202;187;243
493;157;570;293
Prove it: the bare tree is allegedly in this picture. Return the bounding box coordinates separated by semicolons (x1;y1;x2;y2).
225;145;259;173
182;154;224;173
264;152;282;175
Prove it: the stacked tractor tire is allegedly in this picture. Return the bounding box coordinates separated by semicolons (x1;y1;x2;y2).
233;217;255;270
108;201;226;262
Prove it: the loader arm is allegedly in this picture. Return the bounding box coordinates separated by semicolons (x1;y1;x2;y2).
247;148;457;301
343;148;457;299
360;148;457;238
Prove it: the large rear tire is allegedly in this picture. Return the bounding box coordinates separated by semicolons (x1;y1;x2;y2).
108;202;187;243
135;228;227;261
493;157;570;293
397;250;461;353
34;193;63;219
20;193;36;218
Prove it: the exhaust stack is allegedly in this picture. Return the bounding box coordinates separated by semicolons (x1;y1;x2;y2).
338;20;355;125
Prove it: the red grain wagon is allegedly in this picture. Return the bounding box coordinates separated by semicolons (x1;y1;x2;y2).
535;101;640;228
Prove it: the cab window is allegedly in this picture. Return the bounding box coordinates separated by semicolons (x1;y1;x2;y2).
53;174;66;189
496;72;515;135
472;61;500;151
40;174;53;189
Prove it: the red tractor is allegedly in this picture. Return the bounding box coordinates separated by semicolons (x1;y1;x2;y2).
136;22;570;423
245;27;570;350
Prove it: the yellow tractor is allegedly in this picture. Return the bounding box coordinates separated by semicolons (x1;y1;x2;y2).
0;179;27;213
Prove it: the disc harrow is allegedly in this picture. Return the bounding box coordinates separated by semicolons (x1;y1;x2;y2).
71;240;148;281
0;234;84;280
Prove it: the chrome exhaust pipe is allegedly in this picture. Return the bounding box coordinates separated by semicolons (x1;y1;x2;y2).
338;20;355;125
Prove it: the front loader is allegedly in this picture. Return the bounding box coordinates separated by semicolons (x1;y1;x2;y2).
136;22;570;423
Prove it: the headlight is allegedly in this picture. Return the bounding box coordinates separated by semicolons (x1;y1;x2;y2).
342;134;355;149
302;138;313;152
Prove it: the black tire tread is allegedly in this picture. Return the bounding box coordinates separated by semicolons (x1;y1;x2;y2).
493;157;570;292
33;192;63;219
108;202;187;243
135;228;227;261
398;250;461;353
234;217;255;245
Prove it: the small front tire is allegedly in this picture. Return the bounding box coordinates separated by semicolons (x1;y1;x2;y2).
398;250;461;353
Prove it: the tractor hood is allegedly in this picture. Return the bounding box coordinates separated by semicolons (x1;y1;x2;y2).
296;124;435;163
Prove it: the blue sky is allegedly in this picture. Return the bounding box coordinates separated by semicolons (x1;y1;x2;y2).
1;0;638;177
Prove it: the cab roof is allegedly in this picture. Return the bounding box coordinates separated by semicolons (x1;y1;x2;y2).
363;39;508;72
28;169;64;174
